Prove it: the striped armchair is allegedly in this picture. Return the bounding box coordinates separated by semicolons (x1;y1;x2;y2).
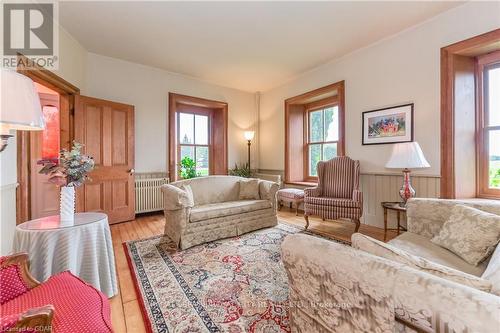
304;156;363;232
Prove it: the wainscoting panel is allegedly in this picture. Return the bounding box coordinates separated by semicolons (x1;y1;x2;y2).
360;173;440;228
259;169;440;229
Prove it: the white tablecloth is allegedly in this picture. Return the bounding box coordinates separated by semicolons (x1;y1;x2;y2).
13;213;118;297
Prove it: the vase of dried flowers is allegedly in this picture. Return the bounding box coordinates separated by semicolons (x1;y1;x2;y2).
39;142;94;225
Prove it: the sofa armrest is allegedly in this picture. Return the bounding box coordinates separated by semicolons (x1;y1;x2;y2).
304;186;321;197
161;184;194;211
259;180;279;209
0;253;40;289
282;234;500;333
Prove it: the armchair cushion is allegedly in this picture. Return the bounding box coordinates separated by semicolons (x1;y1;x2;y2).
318;157;356;198
352;233;492;292
304;197;361;208
0;264;30;305
431;205;500;266
2;271;112;333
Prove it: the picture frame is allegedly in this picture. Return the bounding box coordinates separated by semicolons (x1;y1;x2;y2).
362;103;414;145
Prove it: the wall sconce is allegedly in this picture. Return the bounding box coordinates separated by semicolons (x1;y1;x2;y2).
1;69;45;152
244;131;255;170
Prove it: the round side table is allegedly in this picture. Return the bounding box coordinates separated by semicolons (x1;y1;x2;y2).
381;202;408;242
13;213;118;297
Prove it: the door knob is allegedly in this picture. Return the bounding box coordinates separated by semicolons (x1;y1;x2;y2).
128;168;135;175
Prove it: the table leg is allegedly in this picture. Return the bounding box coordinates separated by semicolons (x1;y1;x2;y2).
397;211;401;235
383;207;388;242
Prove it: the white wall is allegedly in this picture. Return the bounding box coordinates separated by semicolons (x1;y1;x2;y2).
84;53;258;173
259;1;500;176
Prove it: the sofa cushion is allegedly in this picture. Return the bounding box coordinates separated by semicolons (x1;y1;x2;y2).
190;200;272;222
238;179;260;200
389;232;488;277
352;233;492;292
1;271;112;333
0;264;30;305
430;205;500;266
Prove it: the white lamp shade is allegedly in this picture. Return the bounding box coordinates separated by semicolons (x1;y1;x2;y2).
1;69;44;132
385;142;430;169
244;131;255;141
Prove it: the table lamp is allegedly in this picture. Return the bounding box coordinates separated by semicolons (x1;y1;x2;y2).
385;142;430;206
1;69;44;152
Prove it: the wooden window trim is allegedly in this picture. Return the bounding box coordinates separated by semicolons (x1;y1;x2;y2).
168;93;228;181
284;81;345;184
476;51;500;199
440;29;500;199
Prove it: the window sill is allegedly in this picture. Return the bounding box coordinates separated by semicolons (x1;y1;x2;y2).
285;181;318;187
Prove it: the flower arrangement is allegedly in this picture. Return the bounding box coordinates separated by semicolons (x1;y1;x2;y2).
39;141;95;187
228;163;252;178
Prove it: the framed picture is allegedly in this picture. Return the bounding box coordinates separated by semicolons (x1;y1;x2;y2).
362;103;414;145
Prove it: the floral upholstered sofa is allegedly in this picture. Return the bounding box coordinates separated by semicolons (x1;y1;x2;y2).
162;175;279;249
282;198;500;332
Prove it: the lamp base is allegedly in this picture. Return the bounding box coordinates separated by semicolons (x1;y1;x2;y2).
399;168;416;206
0;134;13;153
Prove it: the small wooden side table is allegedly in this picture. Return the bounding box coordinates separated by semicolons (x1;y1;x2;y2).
381;202;407;241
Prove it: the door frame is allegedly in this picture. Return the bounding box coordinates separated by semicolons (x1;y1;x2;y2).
16;54;80;224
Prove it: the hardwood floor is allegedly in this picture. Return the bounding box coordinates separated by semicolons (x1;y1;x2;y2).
109;208;398;332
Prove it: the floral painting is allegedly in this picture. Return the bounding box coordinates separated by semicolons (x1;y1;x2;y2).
362;103;413;145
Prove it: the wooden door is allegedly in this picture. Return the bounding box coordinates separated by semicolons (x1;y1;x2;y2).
30;93;60;219
74;96;135;224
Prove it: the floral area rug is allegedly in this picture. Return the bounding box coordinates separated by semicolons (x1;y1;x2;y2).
124;222;345;333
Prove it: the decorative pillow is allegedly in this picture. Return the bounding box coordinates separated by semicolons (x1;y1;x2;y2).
431;205;500;266
238;179;260;200
352;233;492;292
0;264;30;304
182;184;195;207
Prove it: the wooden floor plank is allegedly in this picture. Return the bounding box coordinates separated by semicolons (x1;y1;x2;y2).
110;209;396;332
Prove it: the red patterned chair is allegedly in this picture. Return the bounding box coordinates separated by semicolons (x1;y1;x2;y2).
0;253;113;333
304;156;363;232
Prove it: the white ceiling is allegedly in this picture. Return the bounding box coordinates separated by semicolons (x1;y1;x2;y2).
59;1;463;92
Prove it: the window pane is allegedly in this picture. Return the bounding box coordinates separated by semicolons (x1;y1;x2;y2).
309;144;321;176
324;106;339;141
489;130;500;189
196;146;209;176
179;113;194;144
323;143;337;161
180;145;194;161
195;115;209;144
309;110;323;143
487;66;500;126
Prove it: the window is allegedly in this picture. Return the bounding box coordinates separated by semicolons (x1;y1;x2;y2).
178;112;210;176
284;81;345;184
477;51;500;198
169;93;228;180
307;106;339;176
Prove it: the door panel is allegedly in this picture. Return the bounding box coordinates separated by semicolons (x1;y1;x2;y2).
74;95;135;224
30;93;60;219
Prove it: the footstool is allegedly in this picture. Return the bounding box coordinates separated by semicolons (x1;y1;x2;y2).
277;188;305;216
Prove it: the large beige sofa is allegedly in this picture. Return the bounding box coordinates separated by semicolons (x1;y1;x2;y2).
282;198;500;332
161;176;279;249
